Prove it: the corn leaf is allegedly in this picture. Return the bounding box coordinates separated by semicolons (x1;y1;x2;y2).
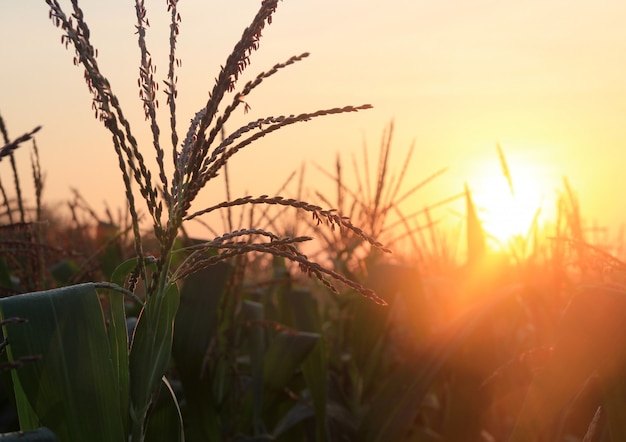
144;377;183;442
128;281;180;433
171;262;233;441
242;300;266;436
263;330;319;392
0;283;126;441
286;289;329;442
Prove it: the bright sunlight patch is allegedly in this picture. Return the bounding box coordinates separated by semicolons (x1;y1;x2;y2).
468;146;556;248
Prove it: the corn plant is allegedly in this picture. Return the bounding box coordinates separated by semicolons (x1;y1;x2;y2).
0;1;389;441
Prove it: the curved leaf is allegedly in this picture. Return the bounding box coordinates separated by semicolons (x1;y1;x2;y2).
129;282;180;435
0;284;126;441
264;330;320;392
144;377;184;442
172;262;233;441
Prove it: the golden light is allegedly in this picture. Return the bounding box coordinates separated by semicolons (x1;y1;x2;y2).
468;149;555;249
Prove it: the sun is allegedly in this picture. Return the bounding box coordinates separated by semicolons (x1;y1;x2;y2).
468;152;554;248
473;178;543;244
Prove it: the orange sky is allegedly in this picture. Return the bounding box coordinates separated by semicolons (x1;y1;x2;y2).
2;1;626;247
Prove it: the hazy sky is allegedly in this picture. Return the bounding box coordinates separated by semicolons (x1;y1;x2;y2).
2;1;626;244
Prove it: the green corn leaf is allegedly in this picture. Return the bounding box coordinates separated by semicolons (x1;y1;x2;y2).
171;262;233;441
242;300;266;437
10;371;39;432
286;290;329;442
0;283;126;442
144;377;184;442
263;330;319;393
112;256;180;436
101;284;131;435
272;396;315;438
128;281;180;436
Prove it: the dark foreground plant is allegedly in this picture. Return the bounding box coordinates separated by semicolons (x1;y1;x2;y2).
0;1;388;441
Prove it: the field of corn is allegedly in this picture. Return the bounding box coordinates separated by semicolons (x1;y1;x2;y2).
1;1;626;441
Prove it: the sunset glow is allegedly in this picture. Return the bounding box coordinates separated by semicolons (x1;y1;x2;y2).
2;1;626;238
471;172;545;247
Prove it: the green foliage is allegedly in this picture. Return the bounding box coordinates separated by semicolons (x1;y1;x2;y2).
129;278;180;439
171;262;233;441
0;284;127;441
171;261;329;441
144;378;184;442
